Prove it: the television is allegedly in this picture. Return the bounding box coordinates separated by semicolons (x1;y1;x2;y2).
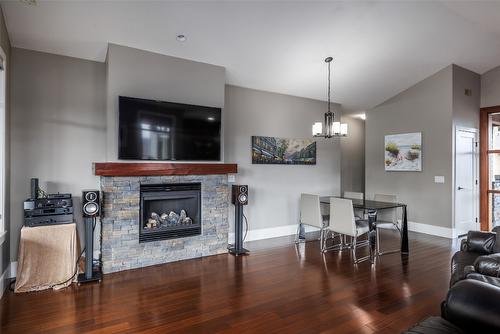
118;96;221;161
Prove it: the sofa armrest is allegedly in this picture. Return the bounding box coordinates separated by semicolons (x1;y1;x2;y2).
464;231;496;254
474;253;500;277
442;279;500;332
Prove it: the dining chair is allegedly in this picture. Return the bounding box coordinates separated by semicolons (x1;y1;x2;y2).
326;197;370;263
296;194;329;252
343;191;364;220
373;193;400;256
343;191;364;200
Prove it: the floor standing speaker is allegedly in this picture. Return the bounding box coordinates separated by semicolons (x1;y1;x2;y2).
229;185;249;255
78;190;102;284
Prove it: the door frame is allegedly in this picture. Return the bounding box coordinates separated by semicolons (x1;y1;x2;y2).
480;106;500;231
0;45;5;245
454;126;479;233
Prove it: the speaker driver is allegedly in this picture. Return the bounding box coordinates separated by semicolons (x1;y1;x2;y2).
238;193;247;204
85;192;98;202
83;202;99;216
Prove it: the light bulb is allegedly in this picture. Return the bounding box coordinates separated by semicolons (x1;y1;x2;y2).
340;123;348;136
312;122;322;136
332;122;341;135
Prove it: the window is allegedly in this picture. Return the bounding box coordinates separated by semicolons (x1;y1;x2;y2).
480;107;500;230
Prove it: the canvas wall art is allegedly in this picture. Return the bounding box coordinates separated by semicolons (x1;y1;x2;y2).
385;132;422;171
251;136;316;165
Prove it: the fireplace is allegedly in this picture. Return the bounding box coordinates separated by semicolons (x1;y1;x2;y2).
139;183;201;242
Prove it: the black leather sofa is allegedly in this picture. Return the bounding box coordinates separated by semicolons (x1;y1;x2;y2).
450;228;500;287
403;279;500;333
403;228;500;333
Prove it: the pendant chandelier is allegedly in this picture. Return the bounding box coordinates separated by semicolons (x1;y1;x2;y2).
312;57;348;138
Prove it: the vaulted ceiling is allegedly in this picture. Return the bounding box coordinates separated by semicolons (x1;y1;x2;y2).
3;0;500;111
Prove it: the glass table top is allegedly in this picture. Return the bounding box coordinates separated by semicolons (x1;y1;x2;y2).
320;197;406;210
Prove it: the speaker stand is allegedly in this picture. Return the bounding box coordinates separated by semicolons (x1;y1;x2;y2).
77;271;102;284
228;203;249;256
78;217;102;284
228;246;249;256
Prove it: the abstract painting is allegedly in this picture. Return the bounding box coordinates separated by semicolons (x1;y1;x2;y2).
251;136;316;165
385;132;422;171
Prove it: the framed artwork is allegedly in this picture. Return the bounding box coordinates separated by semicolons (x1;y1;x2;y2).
251;136;316;165
385;132;422;171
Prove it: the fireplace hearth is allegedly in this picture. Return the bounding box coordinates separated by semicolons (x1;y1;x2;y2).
140;183;201;242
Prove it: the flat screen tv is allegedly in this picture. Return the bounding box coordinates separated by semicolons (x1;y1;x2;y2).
118;96;221;161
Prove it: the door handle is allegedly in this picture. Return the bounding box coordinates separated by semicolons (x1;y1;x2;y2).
458;186;464;190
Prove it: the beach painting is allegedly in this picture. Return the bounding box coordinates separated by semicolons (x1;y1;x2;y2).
385;132;422;171
252;136;316;165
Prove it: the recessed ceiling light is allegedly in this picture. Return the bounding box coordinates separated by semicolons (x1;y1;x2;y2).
207;117;215;121
176;34;187;42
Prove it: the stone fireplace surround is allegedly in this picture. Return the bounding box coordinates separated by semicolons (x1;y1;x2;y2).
96;163;237;274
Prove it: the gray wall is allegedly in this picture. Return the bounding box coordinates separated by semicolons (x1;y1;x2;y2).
10;48;106;261
481;65;500;108
453;65;480;130
366;66;454;228
451;65;481;228
366;65;480;230
0;6;10;277
8;44;340;262
106;44;225;161
341;115;365;194
224;85;341;234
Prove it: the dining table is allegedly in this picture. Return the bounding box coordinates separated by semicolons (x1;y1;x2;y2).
319;196;409;260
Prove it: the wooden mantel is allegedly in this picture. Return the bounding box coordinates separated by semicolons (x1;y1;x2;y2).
94;162;237;176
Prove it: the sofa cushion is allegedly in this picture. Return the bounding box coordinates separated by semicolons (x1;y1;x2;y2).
401;316;464;334
465;272;500;288
474;253;500;278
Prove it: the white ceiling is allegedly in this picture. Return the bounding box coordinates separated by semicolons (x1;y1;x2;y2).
3;0;500;111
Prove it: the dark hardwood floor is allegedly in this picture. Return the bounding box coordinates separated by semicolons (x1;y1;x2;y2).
0;231;458;333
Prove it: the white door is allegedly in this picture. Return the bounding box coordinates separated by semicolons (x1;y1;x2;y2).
455;128;479;235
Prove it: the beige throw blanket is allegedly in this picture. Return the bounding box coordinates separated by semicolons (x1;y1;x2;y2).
15;223;80;293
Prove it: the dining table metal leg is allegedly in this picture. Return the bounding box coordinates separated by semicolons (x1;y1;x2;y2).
401;205;409;254
368;213;377;263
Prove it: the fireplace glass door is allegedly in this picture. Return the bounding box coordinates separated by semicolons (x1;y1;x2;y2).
140;183;201;242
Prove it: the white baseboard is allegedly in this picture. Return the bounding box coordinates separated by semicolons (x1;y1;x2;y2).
228;224;318;243
407;221;457;239
228;221;458;244
8;261;17;279
0;264;8;299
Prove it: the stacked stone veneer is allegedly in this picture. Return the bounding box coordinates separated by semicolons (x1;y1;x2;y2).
100;175;229;273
